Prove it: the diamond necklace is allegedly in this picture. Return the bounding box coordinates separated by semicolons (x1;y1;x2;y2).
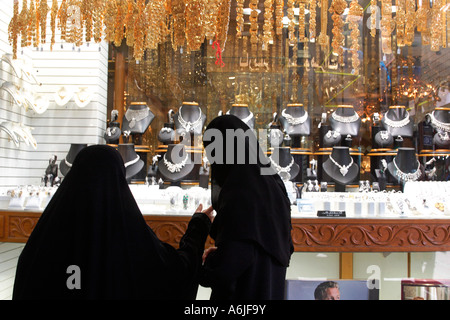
269;156;294;180
428;111;450;132
328;154;354;177
163;153;188;173
331;110;360;123
393;158;421;182
124;155;140;168
125;107;150;128
177;106;203;132
281;109;309;125
383;111;410;128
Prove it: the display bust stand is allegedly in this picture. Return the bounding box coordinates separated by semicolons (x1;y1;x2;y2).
269;147;300;182
158;143;195;186
387;147;424;190
174;102;206;148
323;146;359;191
60;143;87;176
381;105;414;140
122;102;155;145
118;143;145;183
329;105;361;138
226;104;255;129
279;103;311;148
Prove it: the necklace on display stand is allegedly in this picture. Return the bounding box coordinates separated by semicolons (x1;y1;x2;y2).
178;106;203;132
269;156;295;181
226;110;254;125
428;111;450;132
124;154;140;168
331;110;360;123
393;158;422;182
163;153;189;173
383;111;411;128
281;109;309;125
328;154;354;176
125;107;150;129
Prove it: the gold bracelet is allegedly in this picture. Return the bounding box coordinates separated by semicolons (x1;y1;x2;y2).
236;0;245;38
186;0;206;52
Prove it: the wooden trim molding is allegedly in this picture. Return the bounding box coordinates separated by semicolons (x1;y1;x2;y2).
1;210;450;252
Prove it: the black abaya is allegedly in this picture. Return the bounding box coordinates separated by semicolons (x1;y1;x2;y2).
201;115;293;300
13;145;211;299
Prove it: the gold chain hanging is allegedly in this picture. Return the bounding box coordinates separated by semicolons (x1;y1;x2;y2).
317;0;330;53
380;0;394;54
329;0;347;65
262;0;274;50
347;0;363;75
298;0;309;43
287;0;297;46
396;0;406;47
309;0;317;41
186;0;206;52
8;0;19;58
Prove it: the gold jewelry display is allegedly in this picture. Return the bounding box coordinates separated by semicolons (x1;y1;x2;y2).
287;0;297;46
347;0;363;75
216;0;232;51
250;0;259;55
309;0;317;41
8;0;19;59
431;0;445;51
50;0;58;50
38;0;49;45
185;0;206;53
405;0;415;46
205;0;220;41
396;0;406;47
236;0;245;38
298;0;308;43
93;0;105;43
317;0;330;52
262;0;274;50
58;0;68;42
370;0;377;37
329;0;347;65
275;0;284;36
133;0;145;60
380;0;394;54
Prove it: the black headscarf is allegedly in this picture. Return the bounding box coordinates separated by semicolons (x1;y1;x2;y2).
13;145;207;299
203;115;293;267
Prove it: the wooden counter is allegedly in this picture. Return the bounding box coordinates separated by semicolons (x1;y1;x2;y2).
2;210;450;252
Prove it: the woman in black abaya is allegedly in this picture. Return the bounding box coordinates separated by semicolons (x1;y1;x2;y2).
13;145;212;299
200;115;293;300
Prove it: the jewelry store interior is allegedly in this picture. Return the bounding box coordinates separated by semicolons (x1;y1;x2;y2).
1;0;450;300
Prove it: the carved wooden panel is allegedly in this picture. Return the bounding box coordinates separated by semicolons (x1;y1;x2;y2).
8;216;40;241
291;218;450;252
1;210;450;252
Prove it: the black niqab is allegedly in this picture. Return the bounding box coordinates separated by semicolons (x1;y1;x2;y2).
13;145;209;299
204;115;293;267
